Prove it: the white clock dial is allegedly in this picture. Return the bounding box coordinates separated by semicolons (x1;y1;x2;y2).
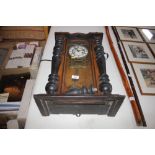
69;45;88;59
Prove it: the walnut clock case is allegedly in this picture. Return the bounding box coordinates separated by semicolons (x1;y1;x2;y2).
34;32;125;117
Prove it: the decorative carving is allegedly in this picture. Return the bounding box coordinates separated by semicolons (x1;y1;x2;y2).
65;85;97;95
94;34;112;94
67;33;89;40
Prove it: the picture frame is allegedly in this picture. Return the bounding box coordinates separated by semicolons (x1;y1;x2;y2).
122;41;155;64
139;29;155;43
132;63;155;95
149;43;155;56
115;27;143;42
137;26;155;29
0;48;9;66
0;47;12;69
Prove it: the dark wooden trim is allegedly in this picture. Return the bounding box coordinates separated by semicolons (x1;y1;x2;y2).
34;94;125;116
106;26;146;126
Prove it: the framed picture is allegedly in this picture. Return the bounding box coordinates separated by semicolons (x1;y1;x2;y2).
116;27;143;42
0;48;9;66
132;63;155;95
122;41;155;63
0;47;12;69
139;29;155;43
149;44;155;56
137;26;155;29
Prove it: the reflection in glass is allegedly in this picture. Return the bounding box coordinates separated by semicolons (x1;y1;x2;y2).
142;29;153;40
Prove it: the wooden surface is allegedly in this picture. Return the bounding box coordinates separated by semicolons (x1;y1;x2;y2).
0;26;48;40
105;26;144;126
60;38;98;95
34;94;125;117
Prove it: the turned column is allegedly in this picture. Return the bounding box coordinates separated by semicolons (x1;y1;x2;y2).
94;34;112;94
45;34;64;95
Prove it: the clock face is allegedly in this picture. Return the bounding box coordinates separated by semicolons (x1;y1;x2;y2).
69;45;88;59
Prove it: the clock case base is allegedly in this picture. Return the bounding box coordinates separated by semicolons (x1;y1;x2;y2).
34;95;125;116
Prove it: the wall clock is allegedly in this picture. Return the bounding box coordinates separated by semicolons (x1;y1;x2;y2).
34;32;125;117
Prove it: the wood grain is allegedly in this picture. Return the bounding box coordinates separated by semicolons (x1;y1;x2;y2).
105;26;143;126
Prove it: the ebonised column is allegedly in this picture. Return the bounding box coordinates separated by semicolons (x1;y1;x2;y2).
94;34;112;94
45;34;64;95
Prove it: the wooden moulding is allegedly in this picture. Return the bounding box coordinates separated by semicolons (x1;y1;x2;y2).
34;95;125;117
0;26;47;40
